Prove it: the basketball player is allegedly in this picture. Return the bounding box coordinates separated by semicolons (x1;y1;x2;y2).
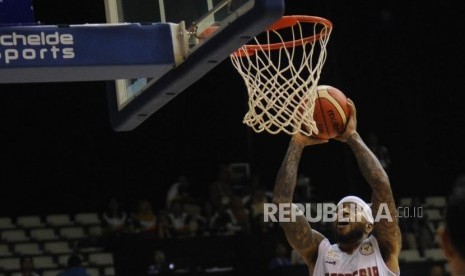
438;176;465;276
272;99;401;275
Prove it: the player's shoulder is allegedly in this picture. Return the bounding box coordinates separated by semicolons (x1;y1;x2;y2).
312;229;328;250
309;230;330;261
366;234;384;251
306;231;330;274
370;235;400;275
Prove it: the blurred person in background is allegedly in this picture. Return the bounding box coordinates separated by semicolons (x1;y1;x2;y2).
12;256;39;276
438;175;465;276
58;255;90;276
102;197;128;237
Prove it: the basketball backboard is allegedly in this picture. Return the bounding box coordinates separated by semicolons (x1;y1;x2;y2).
104;0;284;131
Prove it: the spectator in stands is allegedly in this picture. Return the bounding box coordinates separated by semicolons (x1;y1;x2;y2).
166;199;192;238
193;201;215;236
157;211;172;239
209;165;234;208
130;199;157;237
166;176;202;220
12;256;39;276
243;187;276;235
438;176;465;276
225;196;250;235
166;176;196;209
247;188;269;218
102;197;128;237
147;250;170;275
58;255;90;276
268;242;292;270
210;202;234;236
429;264;445;276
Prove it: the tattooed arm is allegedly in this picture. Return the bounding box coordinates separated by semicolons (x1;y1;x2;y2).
337;99;402;274
272;135;327;267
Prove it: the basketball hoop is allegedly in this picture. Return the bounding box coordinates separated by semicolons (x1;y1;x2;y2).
230;15;332;135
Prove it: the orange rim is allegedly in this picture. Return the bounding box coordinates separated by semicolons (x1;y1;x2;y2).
233;15;332;57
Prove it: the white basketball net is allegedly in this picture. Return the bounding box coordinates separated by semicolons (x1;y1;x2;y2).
230;16;332;135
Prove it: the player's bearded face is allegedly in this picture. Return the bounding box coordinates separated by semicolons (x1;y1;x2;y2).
333;203;367;244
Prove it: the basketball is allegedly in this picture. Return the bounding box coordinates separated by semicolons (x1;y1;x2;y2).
311;85;350;139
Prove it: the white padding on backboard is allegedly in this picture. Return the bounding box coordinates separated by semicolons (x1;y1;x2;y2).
170;22;187;66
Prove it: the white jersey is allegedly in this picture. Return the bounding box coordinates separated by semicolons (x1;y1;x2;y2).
313;235;398;276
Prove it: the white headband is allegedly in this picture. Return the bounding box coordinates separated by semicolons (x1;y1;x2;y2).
337;195;374;224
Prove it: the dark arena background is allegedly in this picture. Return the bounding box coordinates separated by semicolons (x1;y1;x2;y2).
1;0;464;275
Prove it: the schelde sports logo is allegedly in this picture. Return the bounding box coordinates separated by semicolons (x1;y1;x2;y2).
0;31;75;64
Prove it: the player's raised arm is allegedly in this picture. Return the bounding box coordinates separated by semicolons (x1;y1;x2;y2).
272;134;327;266
336;99;402;272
